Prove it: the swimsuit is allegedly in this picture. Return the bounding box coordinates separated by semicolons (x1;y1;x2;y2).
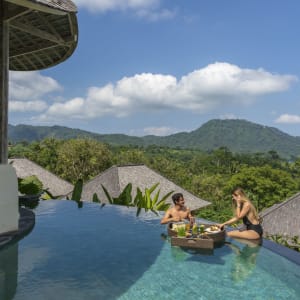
243;216;263;237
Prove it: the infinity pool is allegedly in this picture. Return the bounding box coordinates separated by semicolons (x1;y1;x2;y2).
0;200;299;300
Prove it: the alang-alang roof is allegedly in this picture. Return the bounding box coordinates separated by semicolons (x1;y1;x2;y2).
5;0;78;71
79;164;211;211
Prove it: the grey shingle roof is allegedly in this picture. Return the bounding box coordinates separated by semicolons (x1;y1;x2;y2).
9;158;73;197
260;192;300;237
80;164;211;211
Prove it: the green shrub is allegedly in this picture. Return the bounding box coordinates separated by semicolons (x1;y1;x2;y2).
18;175;43;195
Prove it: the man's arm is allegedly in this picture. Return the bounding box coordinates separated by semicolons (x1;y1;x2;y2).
187;208;195;223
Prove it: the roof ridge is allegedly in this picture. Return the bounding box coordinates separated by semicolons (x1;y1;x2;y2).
260;192;300;218
149;165;210;204
9;158;73;186
83;165;117;185
116;163;145;167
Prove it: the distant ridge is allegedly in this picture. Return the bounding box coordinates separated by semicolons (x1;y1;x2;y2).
8;119;300;159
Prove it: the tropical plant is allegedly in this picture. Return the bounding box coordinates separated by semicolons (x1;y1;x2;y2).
18;175;43;195
134;183;172;216
66;178;84;208
101;183;133;206
55;139;112;183
101;182;172;216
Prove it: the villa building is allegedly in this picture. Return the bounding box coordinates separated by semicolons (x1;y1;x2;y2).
9;158;73;198
260;192;300;238
78;164;211;211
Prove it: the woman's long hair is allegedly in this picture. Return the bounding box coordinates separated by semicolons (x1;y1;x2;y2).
232;187;259;221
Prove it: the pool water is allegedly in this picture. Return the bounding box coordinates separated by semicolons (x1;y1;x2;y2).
0;200;299;300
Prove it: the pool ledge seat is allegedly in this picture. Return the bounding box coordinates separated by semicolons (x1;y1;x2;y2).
0;164;19;235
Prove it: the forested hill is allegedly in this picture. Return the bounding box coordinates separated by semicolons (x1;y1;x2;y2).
8;119;300;159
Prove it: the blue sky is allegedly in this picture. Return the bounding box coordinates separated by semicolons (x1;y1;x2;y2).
8;0;300;137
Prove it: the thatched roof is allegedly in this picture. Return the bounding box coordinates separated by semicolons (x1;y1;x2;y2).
79;164;211;211
5;0;78;71
260;192;300;237
9;158;73;197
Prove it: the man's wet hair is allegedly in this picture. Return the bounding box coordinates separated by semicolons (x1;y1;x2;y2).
172;193;183;204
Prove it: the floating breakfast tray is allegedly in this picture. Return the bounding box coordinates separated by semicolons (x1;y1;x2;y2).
168;223;226;250
171;236;214;249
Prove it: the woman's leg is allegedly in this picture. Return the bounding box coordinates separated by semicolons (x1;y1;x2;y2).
227;229;260;240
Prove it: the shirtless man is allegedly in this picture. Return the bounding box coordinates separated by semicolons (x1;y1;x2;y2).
160;193;194;224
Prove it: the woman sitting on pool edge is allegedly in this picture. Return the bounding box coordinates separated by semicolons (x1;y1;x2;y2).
218;187;263;240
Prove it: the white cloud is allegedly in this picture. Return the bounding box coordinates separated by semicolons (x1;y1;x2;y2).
275;114;300;124
10;100;48;112
9;71;61;101
74;0;175;20
74;0;159;11
136;8;176;21
143;126;178;136
35;62;297;122
9;71;62;114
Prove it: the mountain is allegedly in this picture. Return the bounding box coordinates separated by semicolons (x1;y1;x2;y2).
8;119;300;159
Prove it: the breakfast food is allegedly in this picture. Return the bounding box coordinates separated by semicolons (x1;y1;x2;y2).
205;225;220;233
210;225;219;231
172;222;185;231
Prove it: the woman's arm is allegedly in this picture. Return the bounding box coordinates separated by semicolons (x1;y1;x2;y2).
235;202;250;219
219;202;250;228
219;216;239;228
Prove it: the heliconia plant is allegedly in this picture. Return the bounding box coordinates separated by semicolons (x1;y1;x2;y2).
134;183;172;216
101;183;133;206
101;182;172;216
65;179;172;215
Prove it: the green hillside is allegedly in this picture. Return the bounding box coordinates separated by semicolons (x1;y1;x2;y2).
8;119;300;159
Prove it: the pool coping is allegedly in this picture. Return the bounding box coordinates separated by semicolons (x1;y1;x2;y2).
219;221;300;266
0;207;35;250
262;238;300;266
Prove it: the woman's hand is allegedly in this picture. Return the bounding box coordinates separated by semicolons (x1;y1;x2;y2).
217;223;225;230
236;199;242;208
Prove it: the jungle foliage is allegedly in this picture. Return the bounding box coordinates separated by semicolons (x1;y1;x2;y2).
9;138;300;223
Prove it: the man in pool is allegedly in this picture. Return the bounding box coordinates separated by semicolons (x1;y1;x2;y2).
160;193;194;224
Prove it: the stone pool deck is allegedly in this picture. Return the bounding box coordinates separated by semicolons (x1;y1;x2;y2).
0;208;35;250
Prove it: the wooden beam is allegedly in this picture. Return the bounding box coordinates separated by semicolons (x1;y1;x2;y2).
37;12;64;42
4;6;31;21
6;0;68;16
10;43;70;59
0;0;9;163
10;20;65;44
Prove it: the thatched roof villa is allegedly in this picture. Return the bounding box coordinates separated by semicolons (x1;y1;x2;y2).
260;192;300;238
9;158;73;197
78;164;211;211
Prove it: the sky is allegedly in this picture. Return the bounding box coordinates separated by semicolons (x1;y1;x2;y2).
8;0;300;137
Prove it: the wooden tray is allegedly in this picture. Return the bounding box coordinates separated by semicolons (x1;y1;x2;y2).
168;223;226;249
171;236;214;249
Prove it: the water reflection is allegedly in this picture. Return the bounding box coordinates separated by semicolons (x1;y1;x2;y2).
227;239;261;282
0;243;18;300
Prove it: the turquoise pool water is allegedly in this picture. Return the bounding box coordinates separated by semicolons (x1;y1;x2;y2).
0;200;299;300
